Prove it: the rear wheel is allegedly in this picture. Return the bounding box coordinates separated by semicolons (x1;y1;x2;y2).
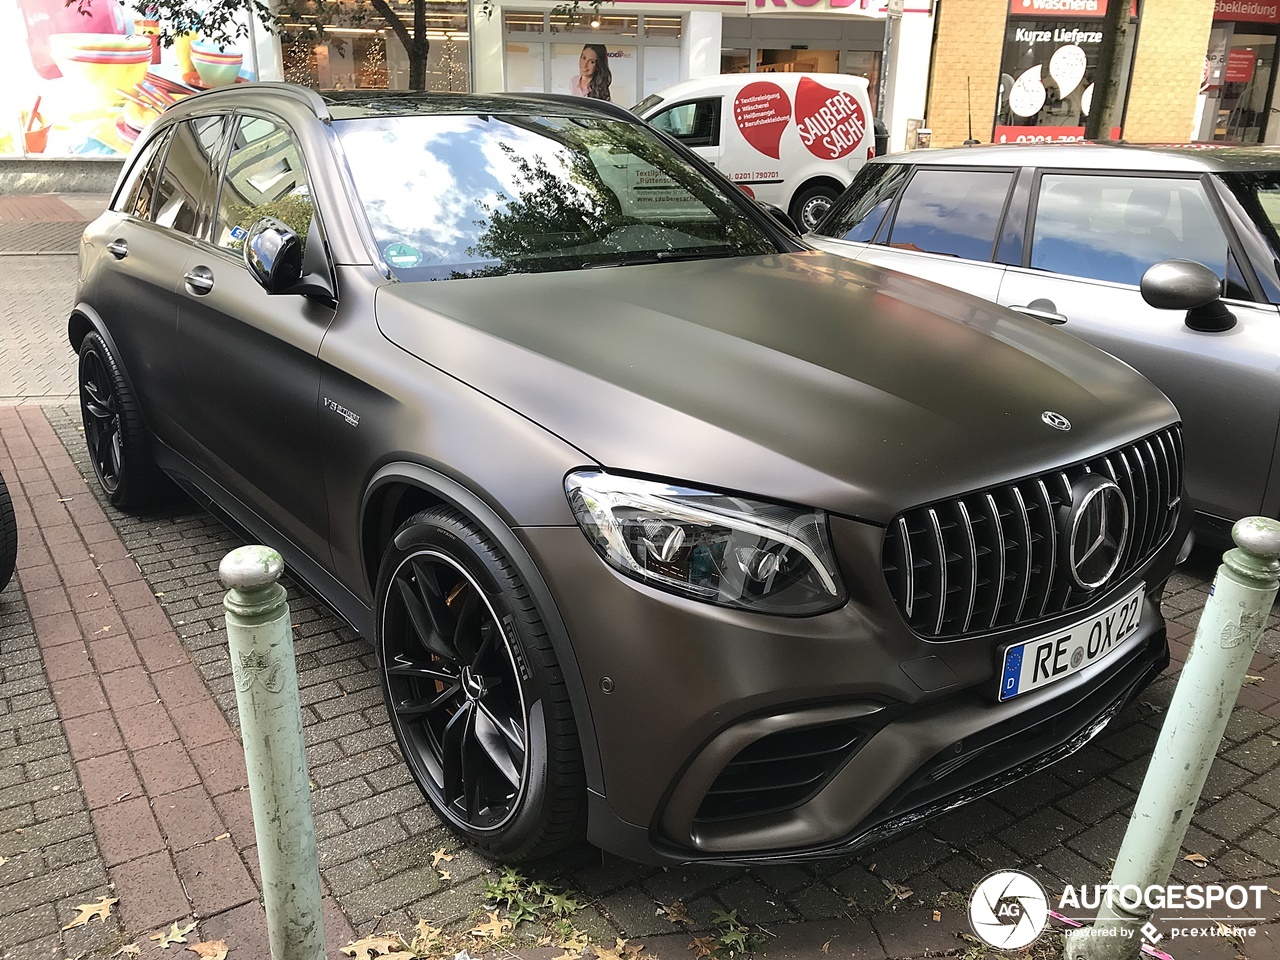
0;471;16;592
375;506;585;860
77;331;164;510
790;183;841;233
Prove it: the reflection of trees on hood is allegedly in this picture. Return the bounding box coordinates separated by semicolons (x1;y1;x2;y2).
467;140;622;264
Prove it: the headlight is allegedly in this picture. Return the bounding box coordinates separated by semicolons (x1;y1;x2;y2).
565;471;846;615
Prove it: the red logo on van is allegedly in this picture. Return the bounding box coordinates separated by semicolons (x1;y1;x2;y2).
733;81;792;160
794;77;866;161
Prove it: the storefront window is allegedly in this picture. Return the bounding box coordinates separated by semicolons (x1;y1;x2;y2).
758;48;840;73
1200;24;1278;144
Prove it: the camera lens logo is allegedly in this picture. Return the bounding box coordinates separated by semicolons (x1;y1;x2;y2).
969;870;1049;949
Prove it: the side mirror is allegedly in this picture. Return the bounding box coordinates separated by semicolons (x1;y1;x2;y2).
760;203;800;235
244;216;334;301
1140;259;1235;332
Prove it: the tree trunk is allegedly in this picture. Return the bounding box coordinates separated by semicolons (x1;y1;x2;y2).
409;46;428;90
1084;0;1134;140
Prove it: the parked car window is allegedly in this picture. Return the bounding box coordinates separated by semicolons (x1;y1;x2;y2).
152;117;225;237
113;132;169;220
1031;174;1229;287
213;116;312;253
885;168;1014;260
814;163;909;242
647;99;721;148
335;113;778;281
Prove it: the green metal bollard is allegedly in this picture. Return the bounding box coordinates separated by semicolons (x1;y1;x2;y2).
1065;517;1280;960
221;546;326;960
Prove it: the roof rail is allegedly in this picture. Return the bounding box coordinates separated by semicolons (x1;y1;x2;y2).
179;82;331;121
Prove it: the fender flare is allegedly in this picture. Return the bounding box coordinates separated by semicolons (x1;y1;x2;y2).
67;302;141;403
362;462;605;796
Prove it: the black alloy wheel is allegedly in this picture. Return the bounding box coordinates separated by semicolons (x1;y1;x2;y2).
0;471;16;593
77;332;162;509
376;507;584;859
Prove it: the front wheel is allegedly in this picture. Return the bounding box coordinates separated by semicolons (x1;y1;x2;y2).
0;471;16;592
790;183;841;233
375;506;585;860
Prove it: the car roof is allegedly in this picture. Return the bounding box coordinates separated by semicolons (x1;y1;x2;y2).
881;141;1280;173
163;82;640;124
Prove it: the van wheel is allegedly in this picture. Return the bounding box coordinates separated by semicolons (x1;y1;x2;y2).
791;184;840;232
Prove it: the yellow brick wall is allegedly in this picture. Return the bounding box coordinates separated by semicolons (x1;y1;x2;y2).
925;0;1009;149
1125;0;1214;141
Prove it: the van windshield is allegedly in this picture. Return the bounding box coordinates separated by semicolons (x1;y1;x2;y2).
335;112;778;281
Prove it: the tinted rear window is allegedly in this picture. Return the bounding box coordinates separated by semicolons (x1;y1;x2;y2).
885;168;1014;260
813;163;908;241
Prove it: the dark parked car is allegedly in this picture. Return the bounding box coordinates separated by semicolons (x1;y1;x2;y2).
810;143;1280;537
72;84;1188;864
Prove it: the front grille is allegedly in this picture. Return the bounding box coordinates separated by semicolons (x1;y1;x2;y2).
695;721;863;822
882;425;1183;639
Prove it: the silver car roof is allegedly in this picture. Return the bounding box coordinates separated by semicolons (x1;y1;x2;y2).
880;142;1280;173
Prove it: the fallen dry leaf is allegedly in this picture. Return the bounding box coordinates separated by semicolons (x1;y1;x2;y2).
151;922;198;949
660;900;692;924
57;497;74;503
821;939;832;954
593;937;644;960
1183;853;1210;868
214;833;230;842
1244;675;1267;685
341;935;407;957
1270;887;1280;897
882;880;913;904
437;869;452;881
111;946;142;958
933;910;942;922
0;857;8;866
63;896;119;929
431;847;454;868
468;912;511;940
688;935;717;959
186;942;229;960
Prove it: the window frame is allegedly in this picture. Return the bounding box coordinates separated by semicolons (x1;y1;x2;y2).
1023;167;1264;303
877;164;1019;263
110;129;171;220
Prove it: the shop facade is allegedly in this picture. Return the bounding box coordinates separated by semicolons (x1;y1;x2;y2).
1198;0;1280;143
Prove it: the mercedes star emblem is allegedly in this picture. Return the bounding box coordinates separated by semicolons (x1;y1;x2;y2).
1058;475;1131;591
1042;411;1071;431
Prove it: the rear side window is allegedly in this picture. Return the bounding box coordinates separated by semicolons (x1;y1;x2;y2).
152;116;225;237
213;116;313;253
885;168;1014;260
648;99;721;148
1031;174;1230;287
113;131;169;220
814;163;909;241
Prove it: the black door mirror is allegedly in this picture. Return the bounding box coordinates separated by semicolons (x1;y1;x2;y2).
244;216;334;301
759;202;800;235
1140;259;1235;332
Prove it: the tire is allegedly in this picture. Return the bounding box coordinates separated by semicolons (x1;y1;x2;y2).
790;183;841;233
0;471;16;593
375;506;585;860
77;331;165;510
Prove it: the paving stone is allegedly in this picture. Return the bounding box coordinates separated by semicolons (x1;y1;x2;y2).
89;796;164;867
1199;793;1277;842
174;841;256;915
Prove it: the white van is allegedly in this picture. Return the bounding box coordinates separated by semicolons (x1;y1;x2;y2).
634;73;876;231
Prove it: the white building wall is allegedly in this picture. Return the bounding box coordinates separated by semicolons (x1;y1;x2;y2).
681;10;723;80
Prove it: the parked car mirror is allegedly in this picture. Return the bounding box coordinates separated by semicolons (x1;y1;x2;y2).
244;216;334;301
760;203;800;235
1140;259;1235;332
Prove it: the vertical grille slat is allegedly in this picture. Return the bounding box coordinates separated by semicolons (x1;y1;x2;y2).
882;425;1183;639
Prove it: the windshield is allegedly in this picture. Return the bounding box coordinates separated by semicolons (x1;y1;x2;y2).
334;112;777;281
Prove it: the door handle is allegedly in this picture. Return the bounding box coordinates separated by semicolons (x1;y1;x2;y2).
107;239;128;259
184;265;214;295
1010;299;1068;325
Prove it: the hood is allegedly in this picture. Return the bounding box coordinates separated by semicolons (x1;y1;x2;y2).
374;251;1177;523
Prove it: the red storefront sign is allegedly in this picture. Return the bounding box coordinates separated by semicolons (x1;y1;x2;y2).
1007;0;1135;17
1214;0;1280;24
994;124;1122;143
1226;47;1258;83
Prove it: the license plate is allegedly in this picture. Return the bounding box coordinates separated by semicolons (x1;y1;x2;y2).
998;586;1144;701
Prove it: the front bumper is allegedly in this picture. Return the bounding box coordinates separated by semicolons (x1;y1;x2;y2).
516;507;1182;865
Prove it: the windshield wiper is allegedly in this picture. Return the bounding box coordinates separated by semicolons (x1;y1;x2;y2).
583;250;735;269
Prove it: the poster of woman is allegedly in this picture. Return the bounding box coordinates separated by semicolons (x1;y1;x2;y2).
569;43;611;101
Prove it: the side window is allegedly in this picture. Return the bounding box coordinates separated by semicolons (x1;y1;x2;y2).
1030;174;1230;287
815;163;909;242
152;117;224;236
113;130;169;220
885;168;1014;261
213;115;313;253
648;99;721;148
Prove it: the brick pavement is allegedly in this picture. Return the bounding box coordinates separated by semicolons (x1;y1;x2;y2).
0;194;1277;959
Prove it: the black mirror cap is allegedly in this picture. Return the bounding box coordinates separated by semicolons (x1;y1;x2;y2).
760;202;800;235
1141;259;1236;332
245;217;303;294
